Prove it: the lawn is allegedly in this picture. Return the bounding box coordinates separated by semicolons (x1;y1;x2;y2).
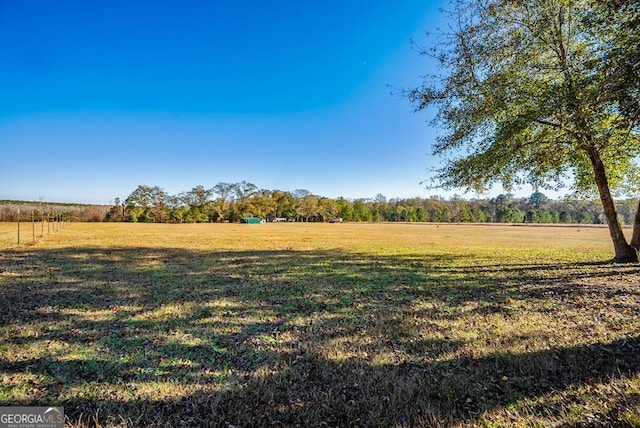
1;222;639;427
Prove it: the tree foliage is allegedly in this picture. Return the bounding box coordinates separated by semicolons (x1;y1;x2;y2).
99;184;633;228
410;0;640;261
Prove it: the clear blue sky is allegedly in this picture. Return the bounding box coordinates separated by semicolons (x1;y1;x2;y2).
1;0;481;204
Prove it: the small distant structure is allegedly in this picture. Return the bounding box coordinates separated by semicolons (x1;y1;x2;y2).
272;217;287;222
240;217;261;224
328;217;343;223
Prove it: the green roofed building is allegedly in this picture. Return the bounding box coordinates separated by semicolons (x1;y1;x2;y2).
240;217;261;224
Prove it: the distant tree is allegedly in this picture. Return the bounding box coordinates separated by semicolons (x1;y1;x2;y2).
293;189;312;199
105;197;124;222
183;185;212;210
207;181;260;221
435;206;453;223
525;209;540;224
548;209;560;224
167;194;188;223
528;209;558;224
423;198;446;222
211;182;235;222
450;197;468;222
318;197;339;221
394;204;409;222
559;211;573;224
125;185;168;222
336;197;354;221
149;187;169;222
528;192;550;209
412;206;428;222
251;189;277;219
494;194;515;208
272;190;298;219
616;199;638;225
470;206;488;223
496;206;524;224
352;199;373;222
459;206;472;223
212;182;234;201
232;181;258;218
370;194;388;221
299;194;319;222
410;0;640;261
577;211;594;225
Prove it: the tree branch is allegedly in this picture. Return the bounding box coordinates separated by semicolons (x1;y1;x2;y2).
534;119;562;128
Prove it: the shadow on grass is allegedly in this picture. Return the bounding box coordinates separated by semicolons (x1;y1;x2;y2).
0;247;639;426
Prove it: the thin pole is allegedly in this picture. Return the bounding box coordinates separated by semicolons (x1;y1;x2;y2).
32;211;35;242
17;208;20;245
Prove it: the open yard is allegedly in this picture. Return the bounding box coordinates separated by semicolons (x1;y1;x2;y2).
0;222;639;426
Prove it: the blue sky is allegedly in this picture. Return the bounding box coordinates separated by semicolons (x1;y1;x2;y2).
1;0;487;204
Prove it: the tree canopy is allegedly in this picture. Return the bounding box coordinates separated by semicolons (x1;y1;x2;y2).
410;0;640;261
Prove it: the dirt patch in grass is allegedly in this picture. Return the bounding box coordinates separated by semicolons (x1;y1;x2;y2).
0;223;639;426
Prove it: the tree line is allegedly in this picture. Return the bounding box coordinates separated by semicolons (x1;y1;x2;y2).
94;182;637;225
0;200;107;222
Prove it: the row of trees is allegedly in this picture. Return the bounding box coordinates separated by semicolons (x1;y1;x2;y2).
103;183;634;225
0;201;107;222
106;183;341;223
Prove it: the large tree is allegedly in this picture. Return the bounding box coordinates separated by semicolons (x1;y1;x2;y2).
125;185;169;223
410;0;640;262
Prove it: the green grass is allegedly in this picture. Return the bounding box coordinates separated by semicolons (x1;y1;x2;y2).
1;223;639;427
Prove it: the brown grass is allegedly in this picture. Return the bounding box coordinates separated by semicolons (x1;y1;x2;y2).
1;223;639;427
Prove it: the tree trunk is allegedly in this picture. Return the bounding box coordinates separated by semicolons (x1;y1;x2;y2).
587;147;638;262
630;200;640;252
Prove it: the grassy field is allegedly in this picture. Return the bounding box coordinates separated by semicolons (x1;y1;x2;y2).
1;222;639;427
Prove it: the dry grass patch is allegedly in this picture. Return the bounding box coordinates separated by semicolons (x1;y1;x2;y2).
0;223;638;426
